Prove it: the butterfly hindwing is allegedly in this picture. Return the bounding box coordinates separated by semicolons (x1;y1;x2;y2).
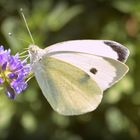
49;53;129;91
32;57;102;115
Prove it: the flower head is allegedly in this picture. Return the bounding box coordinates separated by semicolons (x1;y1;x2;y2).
0;45;31;99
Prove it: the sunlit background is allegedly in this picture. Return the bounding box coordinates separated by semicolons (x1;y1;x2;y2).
0;0;140;140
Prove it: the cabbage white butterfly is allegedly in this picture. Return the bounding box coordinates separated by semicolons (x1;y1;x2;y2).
21;10;129;116
28;40;129;115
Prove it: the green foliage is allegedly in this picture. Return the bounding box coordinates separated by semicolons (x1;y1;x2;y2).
0;0;140;140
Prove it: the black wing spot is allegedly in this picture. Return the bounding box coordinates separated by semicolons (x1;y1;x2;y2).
104;41;128;62
90;68;97;75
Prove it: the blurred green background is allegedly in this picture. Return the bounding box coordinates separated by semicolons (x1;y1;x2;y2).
0;0;140;140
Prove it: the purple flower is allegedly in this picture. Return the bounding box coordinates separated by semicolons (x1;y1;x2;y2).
0;45;31;99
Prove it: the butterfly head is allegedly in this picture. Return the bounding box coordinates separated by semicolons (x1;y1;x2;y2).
28;45;44;64
28;44;40;54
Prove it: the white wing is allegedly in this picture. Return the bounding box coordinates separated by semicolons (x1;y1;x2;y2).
48;53;129;91
32;57;103;116
46;40;129;63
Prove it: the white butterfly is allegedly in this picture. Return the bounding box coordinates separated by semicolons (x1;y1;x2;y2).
28;40;129;116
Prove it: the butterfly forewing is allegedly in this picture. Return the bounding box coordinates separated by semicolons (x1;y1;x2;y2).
46;40;129;63
48;53;129;91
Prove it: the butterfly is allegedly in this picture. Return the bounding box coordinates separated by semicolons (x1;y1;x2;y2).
28;40;129;116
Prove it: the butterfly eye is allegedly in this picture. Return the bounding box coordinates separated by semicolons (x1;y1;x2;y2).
90;68;97;74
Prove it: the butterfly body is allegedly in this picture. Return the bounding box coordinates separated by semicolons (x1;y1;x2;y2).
29;40;129;116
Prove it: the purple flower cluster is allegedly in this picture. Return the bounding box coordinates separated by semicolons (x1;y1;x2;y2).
0;45;31;99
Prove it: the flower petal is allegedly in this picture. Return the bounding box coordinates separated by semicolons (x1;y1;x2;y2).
6;86;16;99
11;80;27;94
2;62;7;70
0;77;4;84
8;73;17;79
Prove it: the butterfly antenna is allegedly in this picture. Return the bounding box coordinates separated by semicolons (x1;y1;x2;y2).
20;8;35;44
8;32;31;44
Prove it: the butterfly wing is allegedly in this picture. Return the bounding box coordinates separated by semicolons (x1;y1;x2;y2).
48;53;129;91
45;40;129;90
46;40;129;63
32;57;102;116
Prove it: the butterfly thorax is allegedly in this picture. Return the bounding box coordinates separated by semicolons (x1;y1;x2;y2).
28;44;45;65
